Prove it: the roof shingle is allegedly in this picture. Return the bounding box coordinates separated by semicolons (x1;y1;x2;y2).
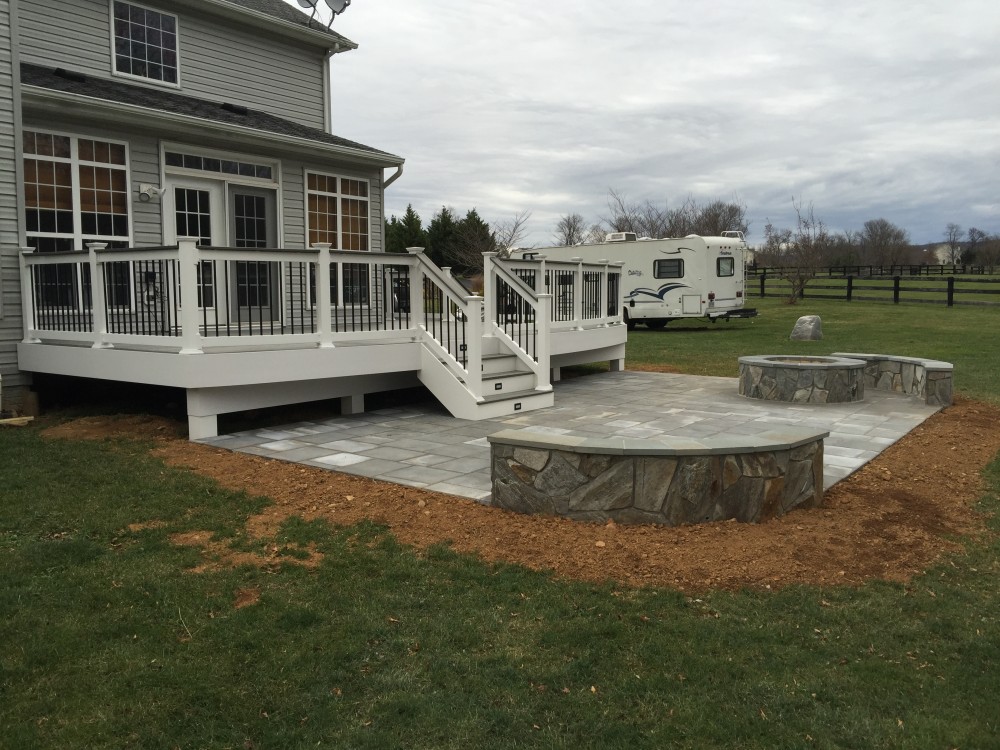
21;63;402;165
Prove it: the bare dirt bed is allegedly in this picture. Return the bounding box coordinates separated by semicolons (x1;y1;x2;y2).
40;397;1000;593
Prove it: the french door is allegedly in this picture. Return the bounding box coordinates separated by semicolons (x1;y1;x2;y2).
164;176;278;327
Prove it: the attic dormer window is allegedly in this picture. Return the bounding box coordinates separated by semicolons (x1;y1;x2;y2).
112;1;179;85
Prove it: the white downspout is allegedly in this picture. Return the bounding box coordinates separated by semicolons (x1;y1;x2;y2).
323;43;340;133
383;164;404;189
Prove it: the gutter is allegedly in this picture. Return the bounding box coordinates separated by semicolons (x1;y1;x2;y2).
174;0;359;50
22;86;404;169
384;164;404;189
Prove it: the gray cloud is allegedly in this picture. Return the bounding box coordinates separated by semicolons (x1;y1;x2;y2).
301;0;1000;245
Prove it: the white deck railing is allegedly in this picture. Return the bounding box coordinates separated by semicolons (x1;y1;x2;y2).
18;241;620;359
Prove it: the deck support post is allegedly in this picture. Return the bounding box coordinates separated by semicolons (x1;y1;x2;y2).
340;393;364;415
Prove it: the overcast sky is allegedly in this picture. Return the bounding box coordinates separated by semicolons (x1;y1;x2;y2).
292;0;999;247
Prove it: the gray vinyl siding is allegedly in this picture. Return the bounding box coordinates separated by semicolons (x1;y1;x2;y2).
18;0;328;129
0;0;27;406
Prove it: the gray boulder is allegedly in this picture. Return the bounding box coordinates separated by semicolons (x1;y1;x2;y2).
790;315;822;340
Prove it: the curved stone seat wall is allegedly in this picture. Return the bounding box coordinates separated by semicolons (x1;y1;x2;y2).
831;353;953;406
488;429;827;526
739;355;865;404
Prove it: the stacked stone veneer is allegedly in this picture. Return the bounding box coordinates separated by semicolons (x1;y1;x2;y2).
832;353;953;406
489;429;826;526
739;355;865;404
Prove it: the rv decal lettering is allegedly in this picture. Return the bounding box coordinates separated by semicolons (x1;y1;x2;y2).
628;270;643;277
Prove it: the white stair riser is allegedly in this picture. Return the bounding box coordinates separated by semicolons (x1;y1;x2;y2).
483;372;536;393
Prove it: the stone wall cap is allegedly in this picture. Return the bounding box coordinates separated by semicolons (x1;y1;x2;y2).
738;354;866;369
488;428;828;456
831;352;954;371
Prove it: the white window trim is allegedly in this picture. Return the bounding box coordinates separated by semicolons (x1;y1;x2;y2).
108;0;182;89
24;129;135;311
305;170;374;308
304;169;372;251
24;128;134;250
161;142;280;188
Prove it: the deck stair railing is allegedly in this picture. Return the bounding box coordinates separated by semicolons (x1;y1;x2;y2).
406;247;483;401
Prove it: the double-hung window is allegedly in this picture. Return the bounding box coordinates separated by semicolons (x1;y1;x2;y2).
306;173;371;305
112;1;179;85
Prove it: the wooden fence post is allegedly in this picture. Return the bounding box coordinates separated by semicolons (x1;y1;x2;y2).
846;275;853;302
759;273;766;298
947;277;955;307
893;276;901;304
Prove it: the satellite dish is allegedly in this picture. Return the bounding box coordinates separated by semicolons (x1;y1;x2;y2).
323;0;351;14
296;0;319;23
320;0;351;27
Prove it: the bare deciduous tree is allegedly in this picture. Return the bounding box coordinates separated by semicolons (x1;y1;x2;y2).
978;233;1000;274
492;210;532;258
553;213;587;246
756;200;830;304
859;218;911;267
602;190;748;239
965;227;988;264
944;223;965;264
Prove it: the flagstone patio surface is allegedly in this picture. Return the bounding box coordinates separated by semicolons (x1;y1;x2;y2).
200;371;941;503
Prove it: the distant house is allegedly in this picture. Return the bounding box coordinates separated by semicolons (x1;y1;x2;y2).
0;0;624;435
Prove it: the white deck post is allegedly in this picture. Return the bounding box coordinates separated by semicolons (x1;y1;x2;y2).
465;296;483;399
313;243;334;348
86;242;112;349
18;247;41;343
177;238;204;355
482;252;497;324
536;293;552;388
406;248;425;331
571;257;584;330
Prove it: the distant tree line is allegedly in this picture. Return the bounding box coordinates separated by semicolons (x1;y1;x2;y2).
384;191;998;279
755;201;1000;303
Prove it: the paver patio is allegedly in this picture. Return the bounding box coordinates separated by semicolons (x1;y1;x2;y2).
200;371;941;503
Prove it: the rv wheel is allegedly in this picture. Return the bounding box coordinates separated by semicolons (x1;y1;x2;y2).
624;311;636;331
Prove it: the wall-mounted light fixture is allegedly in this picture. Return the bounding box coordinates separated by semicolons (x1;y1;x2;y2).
138;183;166;202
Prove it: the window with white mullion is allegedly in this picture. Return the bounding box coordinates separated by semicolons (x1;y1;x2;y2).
111;0;179;86
306;171;371;308
23;130;133;310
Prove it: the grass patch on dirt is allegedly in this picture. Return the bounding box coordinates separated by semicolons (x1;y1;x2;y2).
2;425;999;748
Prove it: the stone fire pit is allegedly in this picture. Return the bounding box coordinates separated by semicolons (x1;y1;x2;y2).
739;355;866;404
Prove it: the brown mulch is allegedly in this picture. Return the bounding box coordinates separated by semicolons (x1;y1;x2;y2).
41;395;1000;593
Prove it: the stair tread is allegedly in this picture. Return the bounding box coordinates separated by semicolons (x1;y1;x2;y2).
481;388;551;404
482;369;531;380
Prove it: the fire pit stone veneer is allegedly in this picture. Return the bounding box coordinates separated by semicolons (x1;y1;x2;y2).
489;429;826;526
739;355;866;404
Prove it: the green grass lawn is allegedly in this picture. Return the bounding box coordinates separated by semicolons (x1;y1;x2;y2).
2;300;999;748
626;297;1000;404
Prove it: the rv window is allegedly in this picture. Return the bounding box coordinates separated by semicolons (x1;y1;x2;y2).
717;257;735;277
654;259;684;279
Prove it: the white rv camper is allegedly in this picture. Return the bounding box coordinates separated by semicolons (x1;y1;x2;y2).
525;232;757;329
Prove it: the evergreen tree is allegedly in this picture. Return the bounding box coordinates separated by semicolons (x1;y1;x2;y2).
425;206;457;267
450;208;496;270
384;204;426;253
